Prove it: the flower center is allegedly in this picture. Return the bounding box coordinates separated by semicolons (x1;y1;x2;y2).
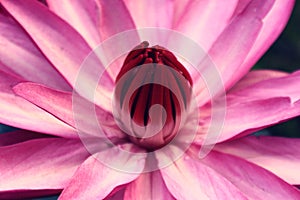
114;41;193;150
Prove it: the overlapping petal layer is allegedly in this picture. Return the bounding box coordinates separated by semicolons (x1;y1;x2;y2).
234;0;295;88
13;82;125;140
215;136;300;185
0;138;90;199
160;150;300;199
196;70;300;144
0;69;75;138
1;0;113;90
173;0;238;51
59;145;146;199
124;171;175;200
0;12;70;90
124;0;174;29
47;0;101;48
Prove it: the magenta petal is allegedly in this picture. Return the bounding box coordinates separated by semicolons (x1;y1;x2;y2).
160;151;300;199
174;0;238;51
59;145;146;199
232;0;295;87
219;98;300;143
215;136;300;185
0;70;75;138
193;1;272;101
124;171;175;200
0;138;89;199
172;0;194;28
210;1;274;83
1;0;114;89
47;0;101;48
202;151;300;199
13;82;75;127
160;153;246;199
229;69;288;93
198;71;300;143
229;70;300;104
123;0;174;29
13;82;125;139
0;13;70;90
97;0;138;41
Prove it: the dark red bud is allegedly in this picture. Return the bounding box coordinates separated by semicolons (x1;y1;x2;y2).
114;42;192;150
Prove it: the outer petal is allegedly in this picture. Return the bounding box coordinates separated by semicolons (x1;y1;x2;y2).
47;0;101;48
0;138;90;199
160;150;300;199
230;0;295;88
228;70;300;104
0;13;70;90
160;152;247;200
48;0;139;45
0;69;76;138
174;0;238;51
220;98;299;142
172;0;192;27
124;171;175;200
59;144;146;200
197;71;300;143
1;0;114;90
123;0;174;29
96;0;138;41
215;136;300;185
228;69;288;93
13;82;125;140
193;0;275;103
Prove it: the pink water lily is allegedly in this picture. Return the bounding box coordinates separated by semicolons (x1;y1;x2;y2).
1;0;300;199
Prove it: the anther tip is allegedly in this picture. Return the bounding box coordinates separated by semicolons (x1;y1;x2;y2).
141;41;149;47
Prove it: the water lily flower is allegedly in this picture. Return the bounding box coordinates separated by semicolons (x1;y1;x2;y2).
1;0;300;199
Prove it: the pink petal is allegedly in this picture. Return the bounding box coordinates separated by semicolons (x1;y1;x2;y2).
230;0;295;88
174;0;238;51
1;0;114;90
123;0;174;29
13;82;125;139
229;70;300;104
124;171;175;200
0;138;90;199
89;0;141;82
96;0;138;41
193;1;275;103
0;69;76;138
215;136;300;185
222;98;299;142
0;130;50;147
47;0;101;48
209;0;274;85
160;150;300;199
0;13;70;90
197;70;300;143
160;153;246;199
172;0;192;27
59;144;146;199
229;69;288;93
